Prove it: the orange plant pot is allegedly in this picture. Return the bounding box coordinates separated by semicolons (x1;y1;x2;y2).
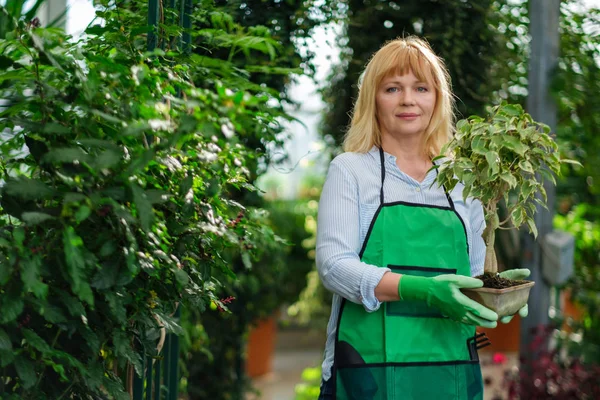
478;314;521;353
561;288;584;332
245;316;277;378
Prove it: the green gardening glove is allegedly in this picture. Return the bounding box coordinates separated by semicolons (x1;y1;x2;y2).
498;268;531;323
399;274;498;328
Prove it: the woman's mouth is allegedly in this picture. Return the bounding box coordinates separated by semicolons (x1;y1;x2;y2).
396;113;419;120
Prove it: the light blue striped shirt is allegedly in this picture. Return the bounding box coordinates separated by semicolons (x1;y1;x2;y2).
315;146;486;381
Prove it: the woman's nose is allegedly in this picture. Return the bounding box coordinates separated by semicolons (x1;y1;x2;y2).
400;90;414;105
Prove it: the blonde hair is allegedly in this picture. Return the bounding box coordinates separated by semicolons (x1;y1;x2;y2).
343;36;455;158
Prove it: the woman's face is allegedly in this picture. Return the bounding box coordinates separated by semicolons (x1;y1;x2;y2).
376;70;437;140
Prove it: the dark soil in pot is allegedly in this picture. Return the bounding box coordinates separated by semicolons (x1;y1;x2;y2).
475;272;529;289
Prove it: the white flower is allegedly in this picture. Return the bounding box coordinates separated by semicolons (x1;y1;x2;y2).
148;119;170;131
198;150;217;162
221;121;235;139
207;143;221;153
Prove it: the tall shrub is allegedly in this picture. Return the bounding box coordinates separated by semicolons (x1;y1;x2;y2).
0;0;292;397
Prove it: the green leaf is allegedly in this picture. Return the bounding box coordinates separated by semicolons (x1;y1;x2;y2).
105;292;127;324
124;149;155;175
75;206;91;223
511;206;525;228
174;268;189;286
83;361;104;389
4;178;54;200
560;159;582;167
0;70;31;83
21;257;48;299
114;331;143;376
485;151;500;176
14;356;37;389
0;294;24;323
13;227;25;245
131;184;153;232
518;160;534;174
46;359;68;382
22;329;51;354
501;136;527;156
63;227;94;306
500;172;518;189
41;304;67;324
103;375;130;400
58;292;86;317
501;104;522;116
93;149;122;170
154;311;184;335
241;252;252;269
43;123;71;134
0;328;12;351
42;147;90;165
21;212;55;225
145;189;170;204
527;218;538;238
471;136;487;154
0;350;14;367
91;263;118;289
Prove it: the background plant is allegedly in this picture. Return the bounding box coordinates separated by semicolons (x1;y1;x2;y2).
554;204;600;365
505;326;600;399
0;0;296;397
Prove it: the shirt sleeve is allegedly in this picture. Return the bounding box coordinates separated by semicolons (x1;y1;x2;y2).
315;159;389;312
469;198;486;277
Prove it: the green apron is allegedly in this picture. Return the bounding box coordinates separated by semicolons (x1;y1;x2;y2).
333;148;484;400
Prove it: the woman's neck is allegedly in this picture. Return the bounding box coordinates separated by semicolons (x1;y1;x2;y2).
381;133;429;163
381;134;431;182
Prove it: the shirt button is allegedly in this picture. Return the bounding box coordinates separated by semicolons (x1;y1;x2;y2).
416;187;421;192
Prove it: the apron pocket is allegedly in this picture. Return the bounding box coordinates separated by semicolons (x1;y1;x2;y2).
387;265;456;318
392;362;482;400
336;365;386;400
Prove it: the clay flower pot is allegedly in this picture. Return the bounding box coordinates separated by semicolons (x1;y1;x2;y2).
462;281;535;317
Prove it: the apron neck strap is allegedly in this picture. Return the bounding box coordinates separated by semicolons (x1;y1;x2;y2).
378;147;385;205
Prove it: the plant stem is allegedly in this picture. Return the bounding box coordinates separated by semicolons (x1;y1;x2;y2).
484;202;499;274
484;227;498;274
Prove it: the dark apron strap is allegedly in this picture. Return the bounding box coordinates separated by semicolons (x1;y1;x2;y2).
379;147;385;205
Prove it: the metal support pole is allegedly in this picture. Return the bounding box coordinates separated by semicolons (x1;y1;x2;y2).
148;0;160;52
520;0;561;357
181;0;193;53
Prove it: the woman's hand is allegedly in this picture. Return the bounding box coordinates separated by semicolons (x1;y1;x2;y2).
399;274;499;328
498;268;531;323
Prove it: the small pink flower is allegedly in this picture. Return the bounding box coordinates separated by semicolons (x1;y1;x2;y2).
493;352;507;365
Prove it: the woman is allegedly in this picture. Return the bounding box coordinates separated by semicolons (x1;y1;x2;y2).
315;37;529;400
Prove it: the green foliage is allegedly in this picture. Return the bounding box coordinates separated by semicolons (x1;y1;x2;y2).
210;0;338;101
554;204;600;364
320;0;525;147
0;0;297;397
182;198;315;399
294;365;322;400
552;3;600;207
434;103;576;273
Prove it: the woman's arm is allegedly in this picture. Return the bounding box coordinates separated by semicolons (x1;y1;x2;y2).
316;159;391;311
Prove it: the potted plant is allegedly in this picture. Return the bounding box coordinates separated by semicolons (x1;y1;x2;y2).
433;103;578;317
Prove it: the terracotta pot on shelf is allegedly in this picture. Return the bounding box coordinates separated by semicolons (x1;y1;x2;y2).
561;288;584;332
245;315;278;378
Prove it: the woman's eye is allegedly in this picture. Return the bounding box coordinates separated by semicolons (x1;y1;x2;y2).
386;87;399;93
417;87;428;92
